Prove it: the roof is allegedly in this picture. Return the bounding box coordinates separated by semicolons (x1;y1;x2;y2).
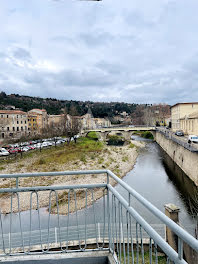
171;102;198;108
29;109;47;113
0;110;26;115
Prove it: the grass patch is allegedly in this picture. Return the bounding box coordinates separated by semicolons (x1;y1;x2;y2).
87;131;99;141
121;251;166;264
122;156;129;162
98;157;104;164
129;143;136;148
80;154;87;163
0;166;5;171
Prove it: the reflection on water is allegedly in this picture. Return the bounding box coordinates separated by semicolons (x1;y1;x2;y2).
1;136;198;236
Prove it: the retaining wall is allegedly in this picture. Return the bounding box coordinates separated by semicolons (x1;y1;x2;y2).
156;132;198;186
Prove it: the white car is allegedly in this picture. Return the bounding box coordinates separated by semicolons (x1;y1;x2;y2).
0;148;10;156
22;146;29;152
188;135;198;143
41;142;49;148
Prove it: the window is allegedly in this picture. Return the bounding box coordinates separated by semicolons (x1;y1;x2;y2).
17;115;18;118
7;115;9;118
1;115;3;118
7;127;9;131
28;119;30;121
21;127;23;131
13;127;15;131
25;126;27;130
17;121;19;124
21;121;23;124
17;127;19;131
25;120;26;124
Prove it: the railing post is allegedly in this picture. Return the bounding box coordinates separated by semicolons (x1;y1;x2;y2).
107;171;112;251
164;203;180;252
16;177;19;188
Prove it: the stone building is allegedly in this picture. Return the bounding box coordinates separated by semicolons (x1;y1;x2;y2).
27;109;48;133
0;110;28;139
180;111;198;135
171;102;198;131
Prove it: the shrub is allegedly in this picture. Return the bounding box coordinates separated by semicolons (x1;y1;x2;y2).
107;135;124;146
87;131;99;141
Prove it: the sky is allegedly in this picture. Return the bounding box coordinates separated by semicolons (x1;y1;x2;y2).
0;0;198;105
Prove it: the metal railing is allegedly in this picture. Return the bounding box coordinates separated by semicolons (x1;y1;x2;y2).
0;169;197;263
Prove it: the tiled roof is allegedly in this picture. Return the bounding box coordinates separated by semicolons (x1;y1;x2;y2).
0;110;26;115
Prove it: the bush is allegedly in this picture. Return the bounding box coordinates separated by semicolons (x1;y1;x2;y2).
141;131;154;139
107;135;124;146
87;131;99;141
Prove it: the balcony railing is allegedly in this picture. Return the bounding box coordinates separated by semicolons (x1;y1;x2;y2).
0;170;197;263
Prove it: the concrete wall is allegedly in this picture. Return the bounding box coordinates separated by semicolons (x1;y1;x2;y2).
156;132;198;186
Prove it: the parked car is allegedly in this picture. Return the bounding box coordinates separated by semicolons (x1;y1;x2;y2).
175;130;184;136
8;148;18;154
0;148;10;156
188;135;198;143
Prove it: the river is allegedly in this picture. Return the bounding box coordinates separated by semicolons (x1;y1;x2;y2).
1;136;198;237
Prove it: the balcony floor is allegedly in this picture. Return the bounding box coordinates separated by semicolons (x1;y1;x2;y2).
0;251;116;264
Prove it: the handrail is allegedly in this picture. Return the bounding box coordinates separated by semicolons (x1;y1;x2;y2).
0;169;107;179
108;184;187;264
0;169;197;254
107;169;198;252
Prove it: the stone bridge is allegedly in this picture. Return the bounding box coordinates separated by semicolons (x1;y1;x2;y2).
82;126;156;141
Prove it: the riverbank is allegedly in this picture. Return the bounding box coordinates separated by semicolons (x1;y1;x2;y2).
0;138;146;214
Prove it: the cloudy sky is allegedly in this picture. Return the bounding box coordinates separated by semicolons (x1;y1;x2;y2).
0;0;198;104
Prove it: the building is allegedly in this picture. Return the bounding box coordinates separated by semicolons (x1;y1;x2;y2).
94;117;111;128
0;110;28;139
180;111;198;135
28;109;48;133
171;102;198;131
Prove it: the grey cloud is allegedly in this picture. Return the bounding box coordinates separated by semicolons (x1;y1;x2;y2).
12;47;31;62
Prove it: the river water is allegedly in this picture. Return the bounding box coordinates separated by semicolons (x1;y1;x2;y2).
1;136;198;236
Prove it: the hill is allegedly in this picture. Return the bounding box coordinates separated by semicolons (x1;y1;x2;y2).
0;91;138;118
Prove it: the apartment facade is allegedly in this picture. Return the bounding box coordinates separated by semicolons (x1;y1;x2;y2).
28;109;48;133
171;102;198;131
180;111;198;135
0;110;28;139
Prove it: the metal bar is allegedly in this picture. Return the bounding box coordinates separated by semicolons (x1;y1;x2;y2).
0;170;108;179
149;238;152;264
154;242;158;264
118;201;121;264
74;190;81;250
111;193;115;252
107;174;111;252
108;184;188;264
91;189;99;248
178;238;183;260
0;183;107;193
121;205;126;264
66;190;70;251
0;209;6;254
130;213;134;264
136;222;139;264
140;225;145;264
107;171;198;252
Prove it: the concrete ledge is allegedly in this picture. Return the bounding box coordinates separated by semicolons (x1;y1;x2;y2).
0;251;115;264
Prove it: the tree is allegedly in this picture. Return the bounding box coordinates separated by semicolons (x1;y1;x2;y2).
62;105;81;144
